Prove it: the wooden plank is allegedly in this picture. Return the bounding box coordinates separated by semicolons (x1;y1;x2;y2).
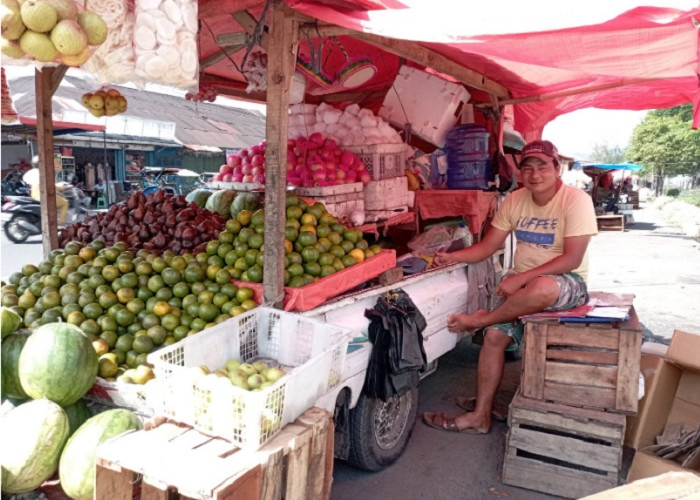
509;426;621;472
94;464;133;500
200;44;246;69
212;464;262;500
262;2;298;307
232;10;269;48
511;407;624;442
502;454;618;498
544;361;619;389
522;322;547;399
511;393;627;426
285;424;313;500
546;324;620;350
546;348;619;365
620;306;642;332
350;32;509;99
298;409;333;499
543;381;617;411
35;67;59;256
140;482;170;500
615;322;642;413
260;448;284;500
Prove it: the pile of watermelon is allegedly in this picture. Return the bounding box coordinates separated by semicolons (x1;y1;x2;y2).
1;318;141;499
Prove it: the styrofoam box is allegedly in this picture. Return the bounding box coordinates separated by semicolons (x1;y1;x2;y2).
293;182;364;220
379;65;471;147
364;176;409;211
343;143;409;180
147;308;350;449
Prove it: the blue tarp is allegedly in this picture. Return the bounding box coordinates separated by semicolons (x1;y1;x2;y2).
573;162;644;172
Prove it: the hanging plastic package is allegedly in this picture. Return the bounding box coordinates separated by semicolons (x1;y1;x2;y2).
362;290;427;402
133;0;199;89
82;0;135;84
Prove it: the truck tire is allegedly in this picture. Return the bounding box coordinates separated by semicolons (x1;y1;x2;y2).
347;379;419;471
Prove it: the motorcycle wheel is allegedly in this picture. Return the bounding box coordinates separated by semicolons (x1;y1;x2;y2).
4;214;34;243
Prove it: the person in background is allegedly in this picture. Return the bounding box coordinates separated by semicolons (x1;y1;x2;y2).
422;140;598;434
22;156;69;224
92;177;106;207
143;173;156;189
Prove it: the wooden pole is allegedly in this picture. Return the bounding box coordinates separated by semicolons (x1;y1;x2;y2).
35;67;60;257
262;2;298;307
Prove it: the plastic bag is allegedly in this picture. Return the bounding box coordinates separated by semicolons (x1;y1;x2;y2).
83;0;136;84
407;225;454;255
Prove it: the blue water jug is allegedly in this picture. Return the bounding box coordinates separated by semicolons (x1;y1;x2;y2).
446;125;491;190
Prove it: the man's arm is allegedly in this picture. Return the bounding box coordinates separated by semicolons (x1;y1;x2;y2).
434;226;510;266
497;234;592;296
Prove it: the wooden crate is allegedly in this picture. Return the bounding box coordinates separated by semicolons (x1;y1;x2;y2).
502;393;626;499
95;407;334;500
597;214;625;231
521;307;642;414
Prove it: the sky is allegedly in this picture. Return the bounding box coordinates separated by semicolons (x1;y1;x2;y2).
543;109;647;160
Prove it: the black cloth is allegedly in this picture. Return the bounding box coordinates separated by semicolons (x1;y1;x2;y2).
363;290;427;402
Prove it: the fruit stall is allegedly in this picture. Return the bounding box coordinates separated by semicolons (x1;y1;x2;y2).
3;1;699;499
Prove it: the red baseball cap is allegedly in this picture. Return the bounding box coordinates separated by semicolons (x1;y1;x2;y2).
519;140;558;167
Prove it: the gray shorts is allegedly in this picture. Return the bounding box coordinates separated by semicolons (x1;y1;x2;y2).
487;272;588;345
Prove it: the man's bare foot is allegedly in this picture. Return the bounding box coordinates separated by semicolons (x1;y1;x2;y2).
447;310;490;332
453;411;491;434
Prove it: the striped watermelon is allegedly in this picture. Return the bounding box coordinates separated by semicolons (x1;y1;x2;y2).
0;399;70;494
62;399;92;436
59;408;142;500
1;331;30;400
18;323;98;406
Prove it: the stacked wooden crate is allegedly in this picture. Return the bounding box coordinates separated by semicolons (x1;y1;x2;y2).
502;306;643;498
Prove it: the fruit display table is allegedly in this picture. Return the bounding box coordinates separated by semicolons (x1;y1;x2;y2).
414;190;498;237
95;407;334;500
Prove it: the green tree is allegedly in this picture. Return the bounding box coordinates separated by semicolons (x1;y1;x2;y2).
590;143;626;163
627;104;700;178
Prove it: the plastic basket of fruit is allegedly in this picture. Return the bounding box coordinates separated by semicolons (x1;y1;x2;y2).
147;307;350;449
343;143;409;180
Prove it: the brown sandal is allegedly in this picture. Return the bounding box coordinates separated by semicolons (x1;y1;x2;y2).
454;396;508;422
422;412;489;434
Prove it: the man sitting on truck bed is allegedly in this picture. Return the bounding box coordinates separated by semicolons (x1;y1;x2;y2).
423;140;598;434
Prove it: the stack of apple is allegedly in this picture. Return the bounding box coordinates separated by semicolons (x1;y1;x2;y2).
213;142;266;184
81;87;127;118
286;132;371;188
194;358;286;391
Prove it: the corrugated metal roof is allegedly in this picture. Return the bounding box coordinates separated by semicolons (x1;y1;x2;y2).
7;76;266;149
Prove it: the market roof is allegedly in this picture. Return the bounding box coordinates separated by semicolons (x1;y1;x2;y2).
198;1;700;137
574;162;645;172
6;75;266;150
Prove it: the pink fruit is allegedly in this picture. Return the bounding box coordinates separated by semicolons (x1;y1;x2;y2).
232;166;242;176
242;174;254;183
253;174;265;184
309;132;323;146
232;174;243;182
359;172;371;184
241;165;252;175
222;174;232;182
341;152;355;167
251;154;264;167
239;149;249;158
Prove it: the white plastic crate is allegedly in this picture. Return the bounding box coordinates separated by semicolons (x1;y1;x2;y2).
147;307;350;449
379;65;470;147
344;143;409;180
364;176;409;210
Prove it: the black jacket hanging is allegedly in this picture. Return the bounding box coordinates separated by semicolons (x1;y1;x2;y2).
362;289;427;402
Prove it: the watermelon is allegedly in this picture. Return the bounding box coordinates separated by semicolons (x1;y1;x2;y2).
59;409;142;500
1;331;31;400
1;307;22;339
19;323;98;406
185;188;213;208
205;189;236;216
1;399;70;494
230;192;261;218
63;399;92;436
0;397;26;418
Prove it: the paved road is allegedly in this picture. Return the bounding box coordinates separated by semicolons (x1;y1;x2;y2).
1;212;44;280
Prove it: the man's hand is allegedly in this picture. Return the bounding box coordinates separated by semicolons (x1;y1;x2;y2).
496;273;529;298
432;251;454;267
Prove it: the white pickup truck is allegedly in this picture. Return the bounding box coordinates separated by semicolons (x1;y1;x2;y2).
303;257;506;471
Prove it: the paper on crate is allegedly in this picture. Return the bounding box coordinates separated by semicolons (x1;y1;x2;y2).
379;65;470;147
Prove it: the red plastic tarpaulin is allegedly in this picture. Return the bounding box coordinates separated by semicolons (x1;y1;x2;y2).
199;1;700;134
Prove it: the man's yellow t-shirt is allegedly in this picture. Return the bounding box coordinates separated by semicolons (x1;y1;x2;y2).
491;184;598;280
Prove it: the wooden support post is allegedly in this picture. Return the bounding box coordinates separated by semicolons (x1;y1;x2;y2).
262;2;298;307
35;67;61;257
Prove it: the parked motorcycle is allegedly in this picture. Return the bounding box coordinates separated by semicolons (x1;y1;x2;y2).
3;186;90;243
1;179;30;197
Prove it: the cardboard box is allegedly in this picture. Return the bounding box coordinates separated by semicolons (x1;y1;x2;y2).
625;352;666;448
627;330;700;482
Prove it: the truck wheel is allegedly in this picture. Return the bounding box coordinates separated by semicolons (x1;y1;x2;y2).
347;380;419;471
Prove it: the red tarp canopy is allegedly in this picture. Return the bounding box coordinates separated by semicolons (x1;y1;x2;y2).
198;1;700;137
